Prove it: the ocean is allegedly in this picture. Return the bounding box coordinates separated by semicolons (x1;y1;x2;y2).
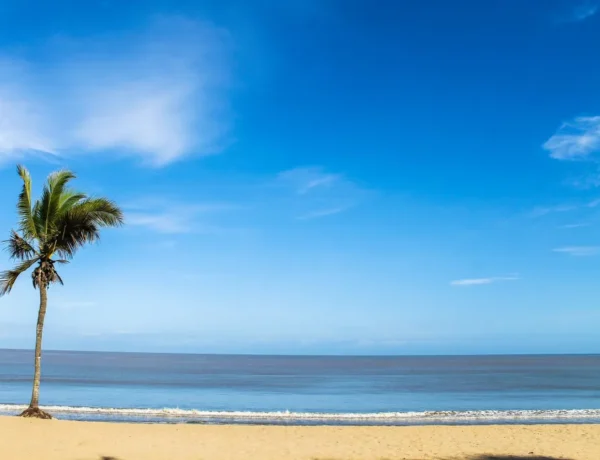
0;349;599;425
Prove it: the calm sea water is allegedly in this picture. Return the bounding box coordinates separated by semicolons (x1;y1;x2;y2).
0;349;599;425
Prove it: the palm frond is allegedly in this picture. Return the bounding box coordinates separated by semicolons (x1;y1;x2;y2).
52;269;64;286
16;165;38;240
73;198;125;227
4;230;38;260
32;199;43;238
50;209;102;259
49;198;123;259
4;167;122;292
57;190;86;216
0;257;39;296
35;169;76;239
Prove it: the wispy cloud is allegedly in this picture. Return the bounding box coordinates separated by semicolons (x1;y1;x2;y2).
564;171;600;189
572;2;598;21
543;116;600;160
275;167;369;220
531;198;600;217
588;198;600;207
277;167;342;195
296;206;352;220
0;16;231;166
531;204;578;217
560;223;590;229
553;246;600;256
450;275;519;287
126;199;236;234
556;2;599;22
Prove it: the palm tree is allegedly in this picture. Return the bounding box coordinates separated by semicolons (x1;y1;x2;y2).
0;165;123;419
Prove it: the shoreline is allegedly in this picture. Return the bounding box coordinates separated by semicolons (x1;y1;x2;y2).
3;403;600;426
1;416;600;459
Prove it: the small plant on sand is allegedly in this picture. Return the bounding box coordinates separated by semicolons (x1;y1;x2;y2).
0;165;123;419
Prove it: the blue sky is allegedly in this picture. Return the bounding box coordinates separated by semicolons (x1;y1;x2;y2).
1;0;600;355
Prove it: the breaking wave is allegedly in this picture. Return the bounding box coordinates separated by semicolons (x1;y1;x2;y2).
1;404;600;425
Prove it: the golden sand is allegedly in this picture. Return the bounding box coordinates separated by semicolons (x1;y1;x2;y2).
0;416;598;460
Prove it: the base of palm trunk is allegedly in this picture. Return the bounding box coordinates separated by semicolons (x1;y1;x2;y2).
19;406;52;419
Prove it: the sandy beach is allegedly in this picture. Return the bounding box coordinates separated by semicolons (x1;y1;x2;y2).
0;417;598;460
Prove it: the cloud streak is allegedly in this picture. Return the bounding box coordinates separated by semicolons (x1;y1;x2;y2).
277;167;342;195
0;16;231;166
450;275;519;287
531;198;600;217
276;167;369;220
530;204;578;217
553;246;600;256
126;200;236;234
296;206;352;220
560;223;590;229
543;116;600;161
572;3;598;21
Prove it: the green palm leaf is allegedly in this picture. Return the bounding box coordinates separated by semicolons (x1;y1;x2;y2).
4;230;38;261
0;257;39;296
3;166;123;287
1;165;122;417
16;165;38;240
51;197;124;259
35;169;76;239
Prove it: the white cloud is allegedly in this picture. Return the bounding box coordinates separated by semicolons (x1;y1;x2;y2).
0;59;58;155
553;246;600;256
126;200;235;234
0;17;231;166
450;275;519;287
127;211;194;234
543;116;600;160
451;278;495;286
276;166;369;219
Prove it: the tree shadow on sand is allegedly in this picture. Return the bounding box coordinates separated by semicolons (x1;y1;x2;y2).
102;454;572;460
316;455;572;460
99;455;572;460
448;456;573;460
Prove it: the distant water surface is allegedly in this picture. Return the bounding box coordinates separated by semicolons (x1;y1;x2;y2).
0;350;599;425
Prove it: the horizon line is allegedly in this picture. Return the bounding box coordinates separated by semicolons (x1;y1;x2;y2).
1;348;598;358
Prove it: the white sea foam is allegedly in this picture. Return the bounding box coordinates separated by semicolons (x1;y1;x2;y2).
1;404;600;423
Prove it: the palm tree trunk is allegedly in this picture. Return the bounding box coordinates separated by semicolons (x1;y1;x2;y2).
30;281;47;407
19;282;52;419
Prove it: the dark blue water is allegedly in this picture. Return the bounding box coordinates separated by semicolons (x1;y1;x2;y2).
1;350;599;424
